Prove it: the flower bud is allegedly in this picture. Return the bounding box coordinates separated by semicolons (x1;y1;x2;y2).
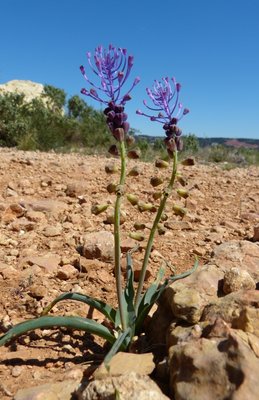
165;138;176;152
128;166;140;176
127;148;141;159
129;232;145;241
181;158;195;166
134;222;146;230
108;144;119;156
106;182;117;193
113;128;125;142
91;203;109;215
160;213;168;221
155;159;169;169
122;122;130;133
153;191;162;200
105;164;118;174
138;201;157;212
177;189;189;199
150;177;163;187
127;193;139;206
172;204;187;217
176;174;187;186
158;225;166;235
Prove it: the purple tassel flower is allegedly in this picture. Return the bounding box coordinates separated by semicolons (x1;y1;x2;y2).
136;77;189;153
80;45;140;141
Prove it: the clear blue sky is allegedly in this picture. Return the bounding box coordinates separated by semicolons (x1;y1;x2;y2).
1;0;259;139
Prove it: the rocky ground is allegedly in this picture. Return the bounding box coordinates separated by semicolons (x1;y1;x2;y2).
0;147;258;399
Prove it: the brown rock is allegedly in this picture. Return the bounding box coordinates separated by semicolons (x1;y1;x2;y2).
82;231;114;262
43;225;62;237
26;210;46;223
202;290;259;333
9;217;35;232
56;264;78;280
65;182;87;197
211;240;259;281
0;262;17;279
77;372;170;400
14;379;80;400
169;332;259;400
223;267;256;294
94;352;155;379
25;254;61;273
164;264;223;323
22;199;68;215
28;284;47;299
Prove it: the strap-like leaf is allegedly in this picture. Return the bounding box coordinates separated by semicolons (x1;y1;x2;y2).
104;327;132;367
0;316;116;347
165;258;199;286
135;267;165;334
41;292;117;324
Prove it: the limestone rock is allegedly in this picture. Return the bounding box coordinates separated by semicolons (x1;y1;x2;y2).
23;254;61;273
14;379;80;400
164;264;223;323
202;290;259;335
77;372;170;400
56;264;78;280
82;231;114;262
169;332;259;400
223;267;256;294
22;199;68;215
211;240;259;281
0;80;44;103
94;352;155;379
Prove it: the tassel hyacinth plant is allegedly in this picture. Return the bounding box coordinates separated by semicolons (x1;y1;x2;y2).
0;45;198;365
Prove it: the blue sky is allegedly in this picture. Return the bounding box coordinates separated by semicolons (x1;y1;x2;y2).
1;0;259;139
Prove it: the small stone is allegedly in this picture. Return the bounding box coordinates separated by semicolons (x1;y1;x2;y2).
43;225;62;237
57;264;78;280
28;284;47;299
192;247;206;257
223;267;256;294
25;254;61;273
12;365;23;377
82;231;114;262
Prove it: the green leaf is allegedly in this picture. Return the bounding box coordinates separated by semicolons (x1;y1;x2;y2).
165;258;199;286
41;292;117;324
135;267;165;334
104;327;132;367
0;316;116;347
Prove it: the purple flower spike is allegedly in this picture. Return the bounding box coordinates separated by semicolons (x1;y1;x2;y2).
136;76;189;152
80;44;140;106
80;44;140;141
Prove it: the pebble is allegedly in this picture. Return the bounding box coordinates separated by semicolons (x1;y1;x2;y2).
12;365;23;377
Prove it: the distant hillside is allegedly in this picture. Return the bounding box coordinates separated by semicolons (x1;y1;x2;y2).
136;135;259;149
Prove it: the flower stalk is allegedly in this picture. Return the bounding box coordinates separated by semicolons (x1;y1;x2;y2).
134;150;178;311
114;140;127;331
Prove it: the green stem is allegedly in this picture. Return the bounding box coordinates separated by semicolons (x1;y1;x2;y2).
114;140;127;331
134;150;178;311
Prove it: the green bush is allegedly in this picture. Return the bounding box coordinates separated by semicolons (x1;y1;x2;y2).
0;85;113;152
0;93;30;146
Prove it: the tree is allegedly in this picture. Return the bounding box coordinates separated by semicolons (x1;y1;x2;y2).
68;95;87;119
43;85;66;112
